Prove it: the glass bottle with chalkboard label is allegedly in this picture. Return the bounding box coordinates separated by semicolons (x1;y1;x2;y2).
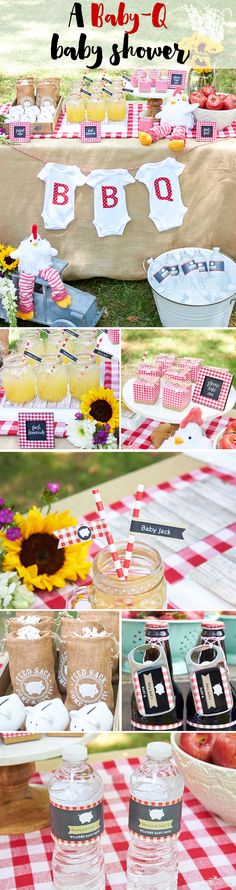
129;619;184;731
186;637;236;731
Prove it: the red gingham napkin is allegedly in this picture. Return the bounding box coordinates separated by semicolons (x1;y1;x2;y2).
1;757;236;889
121;414;236;451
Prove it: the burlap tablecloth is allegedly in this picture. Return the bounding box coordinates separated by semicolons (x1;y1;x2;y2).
1;138;236;280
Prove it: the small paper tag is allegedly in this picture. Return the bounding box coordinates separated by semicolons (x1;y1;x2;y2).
130;519;185;540
209;260;224;272
197;261;208;272
64;329;80;338
154;266;170;284
167;265;179;276
24;350;42;363
59;348;78;362
94;347;113;360
182;260;197;275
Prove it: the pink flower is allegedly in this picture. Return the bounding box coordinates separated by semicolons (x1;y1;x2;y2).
46;482;61;494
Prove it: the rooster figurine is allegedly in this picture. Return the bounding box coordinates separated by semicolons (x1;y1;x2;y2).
11;224;71;320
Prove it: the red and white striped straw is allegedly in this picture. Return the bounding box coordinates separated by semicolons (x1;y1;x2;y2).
141;351;148;361
124;484;145;580
92;488;125;580
123;533;135;579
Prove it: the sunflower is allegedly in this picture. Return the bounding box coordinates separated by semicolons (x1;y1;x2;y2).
80;387;119;432
2;506;92;592
0;246;19;273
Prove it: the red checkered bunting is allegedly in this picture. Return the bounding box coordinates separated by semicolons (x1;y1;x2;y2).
18;412;54;449
162;380;192;410
133;377;160;404
192;366;233;411
2;757;236;890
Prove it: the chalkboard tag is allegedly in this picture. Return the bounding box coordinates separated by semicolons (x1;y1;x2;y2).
182;260;197;275
154;266;170;284
24;350;42;363
94;347;113;360
59;348;78;362
128;645;175;717
77;524;92;542
130;519;185;540
18;412;55;449
209;260;224;272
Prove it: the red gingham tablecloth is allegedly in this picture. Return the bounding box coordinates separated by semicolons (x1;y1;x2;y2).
0;360;119;439
27;464;236;610
1;756;236;890
121;414;235;451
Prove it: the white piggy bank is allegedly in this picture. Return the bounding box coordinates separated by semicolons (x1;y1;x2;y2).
70;702;113;732
25;698;69;732
0;693;26;731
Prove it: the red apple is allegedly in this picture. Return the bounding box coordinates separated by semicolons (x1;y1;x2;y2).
212;733;236;769
218;433;236;449
179;732;214;762
202;85;216;97
189;91;207;108
206;95;224;110
226;420;236;433
223;95;236;109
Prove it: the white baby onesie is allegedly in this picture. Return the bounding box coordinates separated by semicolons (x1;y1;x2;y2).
38;163;86;230
136;158;187;232
86;169;135;237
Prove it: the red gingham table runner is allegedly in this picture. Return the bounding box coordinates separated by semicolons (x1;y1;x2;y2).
121;414;236;451
0;103;142;140
1;101;236;140
1;757;236;889
0;360;119;438
25;464;236;610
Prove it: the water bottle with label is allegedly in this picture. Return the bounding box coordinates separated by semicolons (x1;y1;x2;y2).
127;741;184;890
49;745;105;890
208;247;232;298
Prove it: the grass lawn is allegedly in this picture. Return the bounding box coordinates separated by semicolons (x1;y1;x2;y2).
0;451;166;512
121;328;236;383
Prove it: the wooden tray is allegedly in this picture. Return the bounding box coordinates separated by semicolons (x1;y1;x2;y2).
3;96;63;136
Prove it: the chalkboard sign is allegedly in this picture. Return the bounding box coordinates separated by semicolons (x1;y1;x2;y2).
167;70;187;89
94;347;113;360
200;375;223;401
26;420;47;442
81;122;102;143
9;121;31;143
196;120;217;142
192;366;233;411
18;412;54;449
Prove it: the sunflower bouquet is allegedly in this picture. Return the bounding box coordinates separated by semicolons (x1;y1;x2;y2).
0;482;92;597
0;244;18;326
66;387;119;450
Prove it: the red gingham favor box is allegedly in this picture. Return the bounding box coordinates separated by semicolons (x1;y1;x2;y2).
133;376;160;404
179;357;202;382
138;361;162;380
159;356;177;374
162;379;192;410
165;364;192;383
108;328;120;345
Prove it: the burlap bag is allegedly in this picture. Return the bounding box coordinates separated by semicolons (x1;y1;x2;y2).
7;632;59;706
65;634;114;712
7;616;54;635
79;614;119;679
58;617;106;694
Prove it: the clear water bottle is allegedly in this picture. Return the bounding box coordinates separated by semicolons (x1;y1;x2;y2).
127;742;184;890
208;247;232;299
49;744;105;890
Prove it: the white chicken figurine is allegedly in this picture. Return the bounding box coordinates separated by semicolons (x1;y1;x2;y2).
158;407;213;451
157;87;199;151
10;224;71;320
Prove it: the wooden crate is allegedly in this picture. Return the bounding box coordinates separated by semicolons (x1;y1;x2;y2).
3;96;63;136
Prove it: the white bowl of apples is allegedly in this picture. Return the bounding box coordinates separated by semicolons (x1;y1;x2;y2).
172;732;236;824
190;86;236;130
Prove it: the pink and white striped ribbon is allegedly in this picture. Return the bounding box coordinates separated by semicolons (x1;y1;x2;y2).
92;488;125;580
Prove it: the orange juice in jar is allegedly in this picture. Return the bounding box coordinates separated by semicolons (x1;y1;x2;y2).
107;90;126;121
66;94;85;123
18;332;45;365
92;542;167;609
68;355;100;400
1;356;36;404
36;355;68;402
87;90;106;122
